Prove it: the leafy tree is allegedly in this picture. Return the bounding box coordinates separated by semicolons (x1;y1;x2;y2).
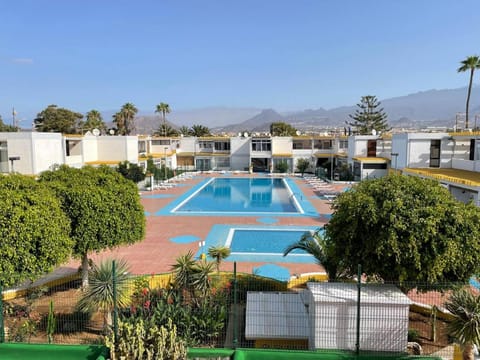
114;103;138;135
0;115;18;132
207;246;231;273
445;289;480;360
348;95;389;135
270;122;297;136
179;125;192;136
154;123;179;137
190;124;210;137
458;56;480;129
325;175;480;289
116;160;146;183
81;109;106;133
39;165;145;287
155;102;171;137
34;104;83;133
77;258;130;329
296;158;310;176
0;174;72;287
275;160;289;173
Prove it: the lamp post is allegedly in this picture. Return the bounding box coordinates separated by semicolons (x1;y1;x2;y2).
164;147;168;181
391;153;398;174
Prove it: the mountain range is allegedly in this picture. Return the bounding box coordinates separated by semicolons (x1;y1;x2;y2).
119;85;480;134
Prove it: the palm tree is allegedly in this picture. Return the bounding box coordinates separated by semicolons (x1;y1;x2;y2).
154;124;179;137
190;124;210;137
119;103;138;135
179;126;191;136
155;103;171;137
171;251;197;292
458;56;480;129
83;109;106;133
77;259;130;329
207;246;231;273
444;289;480;360
283;229;340;281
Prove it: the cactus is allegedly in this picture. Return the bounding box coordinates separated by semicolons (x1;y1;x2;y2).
46;300;55;344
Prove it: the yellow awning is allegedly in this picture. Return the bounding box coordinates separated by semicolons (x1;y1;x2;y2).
403;168;480;187
353;157;389;163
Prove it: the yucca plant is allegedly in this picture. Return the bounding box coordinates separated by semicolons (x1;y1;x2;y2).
77;258;130;329
207;246;231;273
445;289;480;360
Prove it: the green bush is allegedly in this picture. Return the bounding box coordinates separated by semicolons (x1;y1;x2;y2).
408;328;420;342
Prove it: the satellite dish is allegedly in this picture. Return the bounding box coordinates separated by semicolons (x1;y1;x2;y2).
92;128;100;136
238;132;242;137
109;129;115;135
243;132;248;137
296;130;301;136
371;129;377;136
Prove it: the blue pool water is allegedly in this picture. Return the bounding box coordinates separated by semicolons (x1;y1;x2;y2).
174;178;300;213
228;229;310;254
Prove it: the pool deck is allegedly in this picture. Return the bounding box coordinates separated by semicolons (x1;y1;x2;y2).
62;173;348;280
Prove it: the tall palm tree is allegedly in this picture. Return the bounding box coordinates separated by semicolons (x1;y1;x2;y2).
83;109;106;133
283;229;340;281
77;259;130;329
207;246;231;273
119;103;138;135
458;56;480;129
445;289;480;360
155;103;171;137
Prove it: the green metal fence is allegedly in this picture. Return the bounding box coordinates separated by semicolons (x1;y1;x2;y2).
0;262;473;359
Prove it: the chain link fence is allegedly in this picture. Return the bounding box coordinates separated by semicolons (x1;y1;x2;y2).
0;263;475;359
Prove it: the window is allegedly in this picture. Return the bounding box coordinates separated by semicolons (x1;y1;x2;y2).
430;140;441;167
0;141;8;173
152;140;169;146
199;142;213;149
339;140;348;150
293;140;311;150
470;139;475;161
363;163;387;169
313;140;332;150
216;157;230;168
252;139;271;152
214;142;230;151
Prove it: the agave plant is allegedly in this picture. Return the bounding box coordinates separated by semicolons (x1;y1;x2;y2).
76;258;130;329
445;289;480;360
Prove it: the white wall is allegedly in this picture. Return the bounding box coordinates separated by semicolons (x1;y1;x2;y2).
230;137;250;171
272;137;292;155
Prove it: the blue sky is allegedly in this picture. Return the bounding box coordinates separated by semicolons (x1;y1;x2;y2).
1;0;479;124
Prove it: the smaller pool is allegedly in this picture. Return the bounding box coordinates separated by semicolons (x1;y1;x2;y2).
200;225;319;263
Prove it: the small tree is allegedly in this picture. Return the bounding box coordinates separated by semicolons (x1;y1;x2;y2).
207;246;231;273
296;158;310;176
116;161;146;183
275;161;289;173
445;289;480;360
270;122;297;136
348;95;389;135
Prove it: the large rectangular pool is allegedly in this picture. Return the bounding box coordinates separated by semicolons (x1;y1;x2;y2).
173;178;302;214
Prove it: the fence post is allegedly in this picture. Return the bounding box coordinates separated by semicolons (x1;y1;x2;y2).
112;260;119;346
233;261;238;348
0;282;4;343
355;264;362;355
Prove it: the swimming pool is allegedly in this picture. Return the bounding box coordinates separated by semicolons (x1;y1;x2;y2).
199;224;319;263
173;177;301;214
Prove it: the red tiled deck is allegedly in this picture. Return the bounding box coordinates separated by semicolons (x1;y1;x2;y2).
64;174;344;278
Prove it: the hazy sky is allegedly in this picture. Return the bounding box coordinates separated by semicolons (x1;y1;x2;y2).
1;0;479;124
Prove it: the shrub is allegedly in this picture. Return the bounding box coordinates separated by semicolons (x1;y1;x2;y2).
408;328;420;342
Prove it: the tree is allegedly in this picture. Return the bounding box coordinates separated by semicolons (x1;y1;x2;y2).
348;95;389;135
445;289;480;360
207;246;231;273
325;174;480;288
154;123;179;137
39;165;145;287
190;124;210;137
82;110;107;133
0;174;72;287
270;122;297;136
179;125;192;136
458;56;480;129
114;103;138;135
155;102;171;137
283;230;339;281
116;160;146;183
296;158;310;176
77;258;130;329
275;160;289;173
34;104;83;133
0;115;18;132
